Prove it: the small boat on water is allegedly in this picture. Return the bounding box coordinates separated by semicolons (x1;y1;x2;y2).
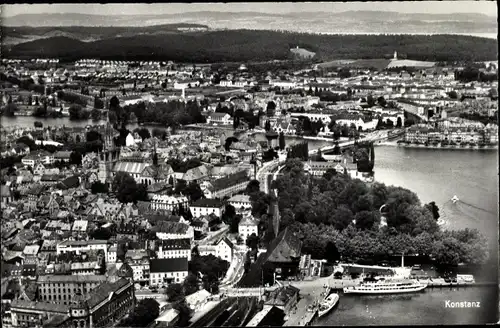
451;195;459;203
317;293;339;318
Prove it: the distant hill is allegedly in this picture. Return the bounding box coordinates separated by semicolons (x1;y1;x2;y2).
3;11;496;38
2;30;497;63
2;24;210;45
6;36;87;58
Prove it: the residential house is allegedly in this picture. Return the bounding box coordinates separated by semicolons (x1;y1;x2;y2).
125;250;150;285
207;113;233;125
238;214;259;243
191;218;209;235
25;184;46;212
1;185;14;205
33;162;46;176
154;308;179;327
116;222;138;242
228;194;252;212
107;245;117;263
16;169;34;184
71;220;88;237
82;152;98;168
53;151;72;163
215;237;234;263
21;150;54;167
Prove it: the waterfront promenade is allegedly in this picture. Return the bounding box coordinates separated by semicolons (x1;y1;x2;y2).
282;275;360;326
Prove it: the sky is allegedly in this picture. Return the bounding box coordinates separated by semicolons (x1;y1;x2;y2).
2;1;498;17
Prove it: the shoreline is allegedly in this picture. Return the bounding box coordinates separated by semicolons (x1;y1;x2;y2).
396;143;498;151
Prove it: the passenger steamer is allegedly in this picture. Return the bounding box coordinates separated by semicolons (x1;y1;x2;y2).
343;279;427;294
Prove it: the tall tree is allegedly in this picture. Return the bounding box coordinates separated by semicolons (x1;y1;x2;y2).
279;132;286;150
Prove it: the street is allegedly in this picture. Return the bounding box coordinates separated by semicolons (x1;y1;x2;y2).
255;159;279;194
220;250;246;287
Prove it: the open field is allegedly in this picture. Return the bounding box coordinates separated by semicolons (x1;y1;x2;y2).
387;59;436;68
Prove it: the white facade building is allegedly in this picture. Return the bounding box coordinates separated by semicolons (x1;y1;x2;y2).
238;215;259;243
157;239;192;261
149;258;189;287
56;240;108;259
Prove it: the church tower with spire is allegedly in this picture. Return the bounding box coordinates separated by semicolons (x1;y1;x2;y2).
97;117;120;186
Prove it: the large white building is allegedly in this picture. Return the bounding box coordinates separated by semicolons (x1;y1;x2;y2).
56;240;108;258
149;258;189;287
150;195;189;212
189;199;225;218
157;239;192;261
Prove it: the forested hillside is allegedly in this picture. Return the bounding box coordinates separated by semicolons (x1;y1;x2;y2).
3;30;497;63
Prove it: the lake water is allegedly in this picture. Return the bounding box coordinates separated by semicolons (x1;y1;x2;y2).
253;133;499;325
315;145;499;326
315;286;497;326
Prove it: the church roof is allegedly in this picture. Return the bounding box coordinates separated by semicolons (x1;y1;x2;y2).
264;227;302;263
113;161;150;175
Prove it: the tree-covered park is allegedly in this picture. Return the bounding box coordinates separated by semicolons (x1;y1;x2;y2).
272;159;489;266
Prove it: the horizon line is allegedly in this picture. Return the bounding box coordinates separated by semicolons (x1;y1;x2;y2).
4;9;497;18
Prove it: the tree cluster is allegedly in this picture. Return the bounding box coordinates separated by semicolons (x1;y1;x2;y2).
118;298;160;327
286;142;308;161
246;180;273;218
57;90;88;107
273;159;489;265
188;254;230;294
165;284;193;327
455;67;498;83
68;104;90;120
112;172;149;204
121;100;206;127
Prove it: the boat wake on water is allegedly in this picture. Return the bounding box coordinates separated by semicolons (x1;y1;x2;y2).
441;198;495;224
456;200;497;215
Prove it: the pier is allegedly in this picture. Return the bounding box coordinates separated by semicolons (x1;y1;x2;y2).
425;280;496;288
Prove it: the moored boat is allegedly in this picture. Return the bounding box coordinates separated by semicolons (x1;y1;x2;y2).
318;293;339;318
343;279;427;294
